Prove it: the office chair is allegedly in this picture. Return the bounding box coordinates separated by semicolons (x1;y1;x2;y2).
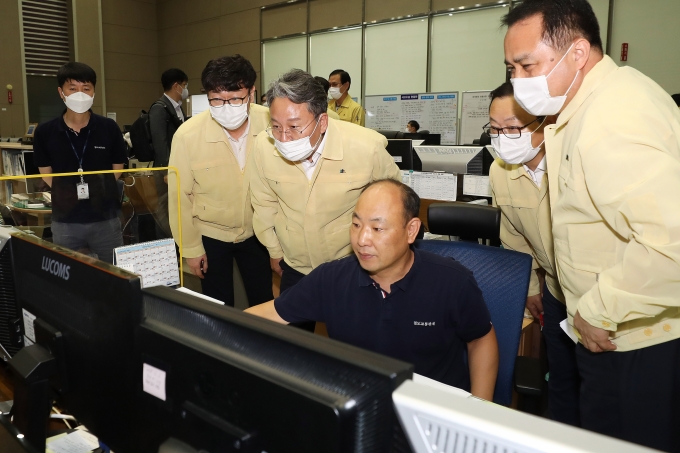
428;202;501;245
376;130;400;139
418;129;430;135
414;239;532;406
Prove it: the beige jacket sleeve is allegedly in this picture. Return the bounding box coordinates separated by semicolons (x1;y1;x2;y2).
168;134;204;258
491;182;541;297
577;110;680;330
355;106;366;127
248;135;284;259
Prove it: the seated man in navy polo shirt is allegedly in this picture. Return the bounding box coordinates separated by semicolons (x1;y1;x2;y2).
246;179;499;399
33;62;127;264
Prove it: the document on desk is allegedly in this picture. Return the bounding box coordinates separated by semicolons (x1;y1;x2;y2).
401;170;457;202
463;174;492;197
176;286;225;305
46;430;99;453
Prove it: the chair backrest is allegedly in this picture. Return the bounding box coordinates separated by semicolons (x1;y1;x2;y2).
414;239;532;406
428;203;501;243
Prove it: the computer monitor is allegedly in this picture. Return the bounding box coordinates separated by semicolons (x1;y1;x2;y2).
387;139;415;171
376;129;401;139
0;226;21;362
134;286;414;453
393;380;655;453
8;232;143;452
402;133;441;146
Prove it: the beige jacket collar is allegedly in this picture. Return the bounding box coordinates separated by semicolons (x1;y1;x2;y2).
545;55;619;207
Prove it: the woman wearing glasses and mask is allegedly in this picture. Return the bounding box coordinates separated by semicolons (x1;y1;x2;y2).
487;82;580;427
168;55;273;308
248;69;400;330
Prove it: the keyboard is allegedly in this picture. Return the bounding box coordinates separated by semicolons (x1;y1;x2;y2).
414;146;482;155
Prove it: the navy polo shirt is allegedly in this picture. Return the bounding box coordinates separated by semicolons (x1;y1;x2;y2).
275;248;492;391
33;111;127;223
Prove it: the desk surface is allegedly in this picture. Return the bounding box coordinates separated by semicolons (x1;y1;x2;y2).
0;143;32;151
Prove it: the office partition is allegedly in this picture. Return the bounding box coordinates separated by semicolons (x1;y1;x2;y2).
309;28;363;101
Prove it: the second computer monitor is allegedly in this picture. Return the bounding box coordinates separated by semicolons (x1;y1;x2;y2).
387;139;415;170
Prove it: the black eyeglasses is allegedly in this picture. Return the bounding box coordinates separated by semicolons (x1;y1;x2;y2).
482;117;544;139
208;94;250;107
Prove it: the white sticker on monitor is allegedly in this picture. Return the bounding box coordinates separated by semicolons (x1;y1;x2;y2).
22;308;36;343
143;363;167;401
392;156;403;163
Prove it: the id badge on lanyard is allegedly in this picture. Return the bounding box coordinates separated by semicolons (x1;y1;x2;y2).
66;129;91;200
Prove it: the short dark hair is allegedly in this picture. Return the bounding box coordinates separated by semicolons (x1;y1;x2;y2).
261;94;267;101
489;81;514;106
407;120;420;131
314;76;330;95
57;62;97;88
161;68;188;91
329;69;351;87
362;179;420;224
266;69;328;118
201;55;256;93
502;0;603;52
672;94;680;107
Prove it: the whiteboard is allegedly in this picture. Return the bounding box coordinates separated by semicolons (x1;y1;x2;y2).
460;91;492;145
365;92;459;145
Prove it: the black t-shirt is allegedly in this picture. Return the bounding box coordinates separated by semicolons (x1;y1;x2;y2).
275;248;492;391
33;111;127;223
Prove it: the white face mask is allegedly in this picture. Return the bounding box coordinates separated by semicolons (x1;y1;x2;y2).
490;117;546;165
178;84;189;101
328;86;343;100
274;119;322;162
511;43;580;116
62;91;94;114
210;103;249;130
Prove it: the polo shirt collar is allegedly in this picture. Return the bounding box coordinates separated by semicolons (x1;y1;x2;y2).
57;109;97;132
357;247;420;293
335;92;354;110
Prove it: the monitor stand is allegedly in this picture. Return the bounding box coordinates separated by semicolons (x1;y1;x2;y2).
8;343;56;452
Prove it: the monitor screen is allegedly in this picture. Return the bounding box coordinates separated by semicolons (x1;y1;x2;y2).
387;139;415;171
134;286;414;453
10;232;143;452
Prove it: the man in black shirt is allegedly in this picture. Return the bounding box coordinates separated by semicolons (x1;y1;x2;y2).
33;62;127;264
246;179;499;399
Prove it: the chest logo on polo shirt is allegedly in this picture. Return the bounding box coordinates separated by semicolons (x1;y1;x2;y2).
94;146;106;149
414;321;435;326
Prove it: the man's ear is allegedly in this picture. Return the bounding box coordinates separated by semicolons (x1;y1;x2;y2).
573;38;591;71
319;112;329;134
407;217;422;244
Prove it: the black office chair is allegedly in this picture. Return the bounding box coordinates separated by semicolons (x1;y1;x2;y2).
376;130;400;139
428;202;501;246
418;129;430;135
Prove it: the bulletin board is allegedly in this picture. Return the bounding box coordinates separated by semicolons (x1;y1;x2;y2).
365;92;459;145
460;90;492;145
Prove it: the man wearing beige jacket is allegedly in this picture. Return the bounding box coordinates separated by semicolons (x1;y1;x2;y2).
504;1;680;450
169;55;272;307
248;69;400;330
487;82;579;427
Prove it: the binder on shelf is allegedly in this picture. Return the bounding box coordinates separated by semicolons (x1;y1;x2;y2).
114;238;179;288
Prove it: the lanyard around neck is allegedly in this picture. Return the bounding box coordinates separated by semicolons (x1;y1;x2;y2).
64;128;91;171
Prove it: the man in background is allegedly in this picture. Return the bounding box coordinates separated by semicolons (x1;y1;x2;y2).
169;55;273;308
33;62;126;264
328;69;365;126
149;68;188;238
260;93;268;106
313;76;340;120
248;69;400;330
